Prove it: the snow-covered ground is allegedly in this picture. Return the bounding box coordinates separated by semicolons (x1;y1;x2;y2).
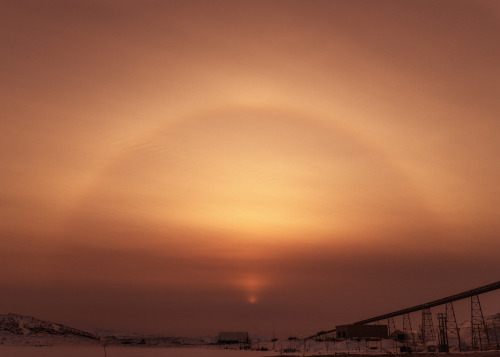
2;344;500;357
0;346;276;357
2;313;499;356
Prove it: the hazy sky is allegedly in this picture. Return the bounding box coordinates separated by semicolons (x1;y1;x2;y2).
1;0;499;336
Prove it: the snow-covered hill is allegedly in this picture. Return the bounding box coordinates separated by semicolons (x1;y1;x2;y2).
0;313;97;346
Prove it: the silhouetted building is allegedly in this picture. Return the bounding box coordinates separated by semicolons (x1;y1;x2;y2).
336;324;388;339
217;331;249;344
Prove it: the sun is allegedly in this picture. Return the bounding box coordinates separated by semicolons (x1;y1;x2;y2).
248;295;258;304
234;275;265;304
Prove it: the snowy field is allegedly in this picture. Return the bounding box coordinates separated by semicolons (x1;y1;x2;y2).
0;346;277;357
0;338;407;357
2;345;500;357
1;311;499;357
0;338;481;357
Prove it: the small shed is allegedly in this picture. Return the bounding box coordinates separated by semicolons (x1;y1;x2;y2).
217;331;250;344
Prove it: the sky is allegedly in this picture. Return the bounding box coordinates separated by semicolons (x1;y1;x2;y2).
1;0;499;337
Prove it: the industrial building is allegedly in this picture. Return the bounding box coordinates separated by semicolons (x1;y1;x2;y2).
336;324;388;339
217;331;250;344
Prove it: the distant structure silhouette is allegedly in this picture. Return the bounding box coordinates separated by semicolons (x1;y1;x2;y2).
308;281;499;351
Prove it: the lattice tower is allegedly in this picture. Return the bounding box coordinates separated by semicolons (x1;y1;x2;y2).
471;295;490;350
437;313;449;352
445;302;462;351
421;307;436;344
388;317;397;337
402;313;415;345
490;318;499;349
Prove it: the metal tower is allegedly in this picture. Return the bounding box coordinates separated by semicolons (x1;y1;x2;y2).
388;317;397;337
445;302;462;351
421;307;436;344
402;313;415;345
491;318;499;349
437;313;449;352
471;295;490;350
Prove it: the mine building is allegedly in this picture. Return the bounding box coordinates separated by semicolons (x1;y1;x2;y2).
336;324;388;339
217;331;250;344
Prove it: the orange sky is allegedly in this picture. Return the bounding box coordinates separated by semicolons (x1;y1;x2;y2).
1;0;499;336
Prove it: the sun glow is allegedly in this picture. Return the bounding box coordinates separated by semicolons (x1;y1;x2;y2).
248;295;257;304
151;115;357;238
73;108;431;244
233;275;266;304
3;0;499;337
